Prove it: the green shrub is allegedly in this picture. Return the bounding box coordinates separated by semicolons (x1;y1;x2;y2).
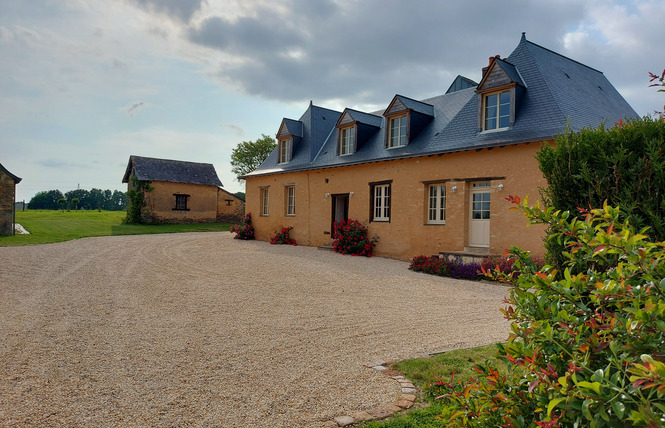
432;199;665;427
124;176;153;224
537;117;665;270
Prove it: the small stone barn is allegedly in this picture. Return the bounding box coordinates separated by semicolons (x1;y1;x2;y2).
0;163;22;236
122;155;243;224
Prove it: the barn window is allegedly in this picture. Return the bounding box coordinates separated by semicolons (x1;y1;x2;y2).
173;194;190;211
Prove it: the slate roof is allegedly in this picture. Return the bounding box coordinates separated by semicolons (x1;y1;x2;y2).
242;34;638;179
392;95;435;117
280;118;303;137
122;155;223;187
490;58;525;88
446;75;478;94
340;109;383;128
0;163;22;183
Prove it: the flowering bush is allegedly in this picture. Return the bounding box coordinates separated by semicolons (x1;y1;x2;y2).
409;256;481;280
480;254;544;282
229;212;254;240
332;219;378;257
428;198;665;427
270;226;296;245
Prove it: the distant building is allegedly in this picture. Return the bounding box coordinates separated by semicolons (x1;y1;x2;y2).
122;155;243;224
241;34;638;260
0;163;22;236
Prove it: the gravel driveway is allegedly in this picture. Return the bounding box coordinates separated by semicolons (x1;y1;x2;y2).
0;232;510;427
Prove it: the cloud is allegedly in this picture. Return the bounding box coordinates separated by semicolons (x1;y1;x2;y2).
184;0;586;106
126;0;207;23
127;101;145;116
222;124;244;135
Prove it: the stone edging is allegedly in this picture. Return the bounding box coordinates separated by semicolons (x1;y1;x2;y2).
321;359;419;427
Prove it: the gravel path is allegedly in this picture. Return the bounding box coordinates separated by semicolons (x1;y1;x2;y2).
0;232;510;427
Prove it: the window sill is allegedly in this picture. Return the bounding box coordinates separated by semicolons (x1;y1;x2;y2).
172;208;190;211
285;214;295;217
386;145;406;150
480;126;510;134
424;222;446;225
372;219;390;222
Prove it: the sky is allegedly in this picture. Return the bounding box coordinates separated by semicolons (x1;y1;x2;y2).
1;0;664;203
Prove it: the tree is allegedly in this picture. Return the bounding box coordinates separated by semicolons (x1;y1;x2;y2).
28;190;65;210
230;134;276;180
58;198;67;212
71;197;80;211
233;192;245;202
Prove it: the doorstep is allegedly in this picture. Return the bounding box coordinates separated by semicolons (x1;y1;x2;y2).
438;248;496;264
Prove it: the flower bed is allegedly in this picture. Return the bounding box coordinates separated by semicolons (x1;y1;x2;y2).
229;213;254;240
332;219;378;257
270;226;296;245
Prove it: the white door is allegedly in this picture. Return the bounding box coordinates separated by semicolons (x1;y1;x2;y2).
469;183;490;248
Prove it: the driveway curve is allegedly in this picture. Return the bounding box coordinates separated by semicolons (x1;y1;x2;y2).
0;232;510;427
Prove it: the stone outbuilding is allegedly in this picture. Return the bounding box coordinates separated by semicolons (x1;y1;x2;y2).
0;163;22;236
122;155;243;224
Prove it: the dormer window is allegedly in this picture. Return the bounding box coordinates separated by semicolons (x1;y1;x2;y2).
387;114;408;148
476;56;524;132
484;90;511;130
339;126;355;155
278;137;292;163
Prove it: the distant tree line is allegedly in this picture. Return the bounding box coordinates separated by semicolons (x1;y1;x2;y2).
28;188;127;211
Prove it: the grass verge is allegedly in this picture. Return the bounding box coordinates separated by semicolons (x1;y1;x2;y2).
360;344;503;428
1;210;232;246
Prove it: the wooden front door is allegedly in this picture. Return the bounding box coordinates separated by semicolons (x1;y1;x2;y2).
469;183;491;248
331;194;349;236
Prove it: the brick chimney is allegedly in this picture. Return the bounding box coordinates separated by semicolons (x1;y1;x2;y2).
482;55;501;79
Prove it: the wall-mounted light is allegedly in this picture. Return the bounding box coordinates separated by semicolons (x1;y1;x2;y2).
498;183;504;191
349;192;354;196
325;193;330;198
451;185;458;192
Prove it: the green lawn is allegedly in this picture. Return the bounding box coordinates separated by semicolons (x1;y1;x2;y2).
0;210;232;246
360;344;503;428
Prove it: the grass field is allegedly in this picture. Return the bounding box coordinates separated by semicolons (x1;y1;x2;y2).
360;344;502;427
0;210;232;246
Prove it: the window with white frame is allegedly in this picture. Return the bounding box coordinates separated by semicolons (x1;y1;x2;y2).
371;182;391;221
484;90;511;131
261;188;269;216
387;114;407;148
427;184;446;224
278;138;292;163
339;126;355;155
285;186;295;216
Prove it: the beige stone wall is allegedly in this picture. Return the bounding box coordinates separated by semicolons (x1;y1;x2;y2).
217;189;245;223
245;142;548;260
0;170;17;236
144;181;219;223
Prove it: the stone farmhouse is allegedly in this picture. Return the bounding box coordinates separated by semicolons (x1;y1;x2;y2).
0;162;22;236
122;155;243;224
241;34;638;260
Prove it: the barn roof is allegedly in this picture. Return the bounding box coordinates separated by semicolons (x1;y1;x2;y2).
122;155;223;187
